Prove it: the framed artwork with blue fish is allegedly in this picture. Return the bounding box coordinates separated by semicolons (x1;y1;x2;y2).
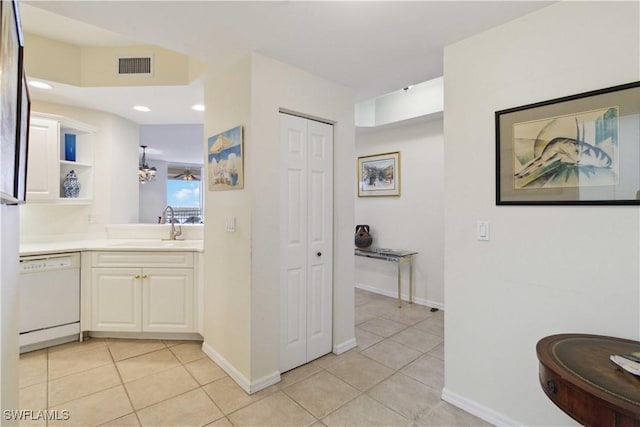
496;81;640;205
208;125;243;191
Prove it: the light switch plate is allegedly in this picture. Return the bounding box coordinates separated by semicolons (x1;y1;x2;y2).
477;221;490;241
225;217;236;233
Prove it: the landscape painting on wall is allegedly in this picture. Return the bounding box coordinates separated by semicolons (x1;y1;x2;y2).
496;80;640;205
208;126;243;191
358;151;400;197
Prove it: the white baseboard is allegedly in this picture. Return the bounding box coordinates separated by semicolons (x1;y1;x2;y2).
250;370;281;394
441;388;523;427
333;337;357;354
355;282;445;310
202;342;251;393
201;342;280;394
89;331;203;341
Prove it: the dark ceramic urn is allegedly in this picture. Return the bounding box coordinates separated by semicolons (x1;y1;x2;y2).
355;225;373;249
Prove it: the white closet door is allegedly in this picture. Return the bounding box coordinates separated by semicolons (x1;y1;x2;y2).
306;119;333;362
279;113;333;372
280;114;309;371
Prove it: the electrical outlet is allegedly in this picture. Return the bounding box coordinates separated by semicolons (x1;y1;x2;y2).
87;214;97;224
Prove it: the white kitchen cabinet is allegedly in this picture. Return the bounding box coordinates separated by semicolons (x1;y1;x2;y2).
27;113;96;203
87;252;195;334
26;117;59;200
91;267;141;332
142;268;194;332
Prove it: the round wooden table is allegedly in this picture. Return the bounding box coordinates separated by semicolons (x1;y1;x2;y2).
537;334;640;426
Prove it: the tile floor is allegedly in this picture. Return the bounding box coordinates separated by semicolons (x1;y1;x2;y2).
17;289;490;426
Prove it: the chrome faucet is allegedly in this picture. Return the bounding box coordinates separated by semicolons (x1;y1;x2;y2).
161;205;182;240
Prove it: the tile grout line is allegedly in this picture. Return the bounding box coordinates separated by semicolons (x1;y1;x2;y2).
105;339;147;426
47;344;113;384
280;367;364;422
119;342;222;424
172;343;228;425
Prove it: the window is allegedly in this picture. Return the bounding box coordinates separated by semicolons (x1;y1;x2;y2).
166;166;203;223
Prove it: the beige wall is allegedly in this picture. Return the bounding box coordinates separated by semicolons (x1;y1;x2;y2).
24;33;201;88
80;45;191;87
202;53;355;390
202;56;253;383
24;33;81;86
443;2;640;425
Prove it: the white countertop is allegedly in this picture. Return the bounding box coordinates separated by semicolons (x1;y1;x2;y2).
20;239;204;257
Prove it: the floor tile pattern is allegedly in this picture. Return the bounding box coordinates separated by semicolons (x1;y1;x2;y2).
18;289;490;426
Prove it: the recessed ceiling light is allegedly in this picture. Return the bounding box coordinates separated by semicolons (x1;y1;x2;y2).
28;80;53;90
133;105;151;112
192;104;205;112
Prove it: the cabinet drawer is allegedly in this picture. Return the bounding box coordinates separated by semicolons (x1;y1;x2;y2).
91;251;194;268
539;363;568;409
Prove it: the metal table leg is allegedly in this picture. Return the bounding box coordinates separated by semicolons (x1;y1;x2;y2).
397;260;401;308
409;255;413;304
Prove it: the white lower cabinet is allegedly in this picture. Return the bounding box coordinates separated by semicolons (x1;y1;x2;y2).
88;252;195;333
91;267;141;332
143;268;193;332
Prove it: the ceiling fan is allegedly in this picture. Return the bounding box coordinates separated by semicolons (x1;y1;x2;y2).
172;169;200;181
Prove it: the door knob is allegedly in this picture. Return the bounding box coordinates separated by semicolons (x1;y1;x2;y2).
317;252;322;257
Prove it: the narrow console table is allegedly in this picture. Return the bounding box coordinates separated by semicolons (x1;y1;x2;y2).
354;248;417;308
536;333;640;426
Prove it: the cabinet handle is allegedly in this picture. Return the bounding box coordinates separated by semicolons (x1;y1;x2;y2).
142;274;149;279
134;274;141;279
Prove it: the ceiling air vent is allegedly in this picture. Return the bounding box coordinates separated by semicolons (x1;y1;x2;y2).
118;56;152;75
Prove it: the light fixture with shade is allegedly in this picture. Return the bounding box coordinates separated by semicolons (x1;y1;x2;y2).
173;168;199;181
138;145;157;183
168;165;201;181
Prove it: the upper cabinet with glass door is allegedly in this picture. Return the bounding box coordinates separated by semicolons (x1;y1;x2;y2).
26;113;96;203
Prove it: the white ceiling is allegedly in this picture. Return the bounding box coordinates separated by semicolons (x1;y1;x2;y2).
21;1;553;125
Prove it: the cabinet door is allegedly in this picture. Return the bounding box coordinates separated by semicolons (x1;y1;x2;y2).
142;268;194;332
91;268;141;332
26;117;59;200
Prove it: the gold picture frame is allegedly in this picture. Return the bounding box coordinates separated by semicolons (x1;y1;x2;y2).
357;151;400;197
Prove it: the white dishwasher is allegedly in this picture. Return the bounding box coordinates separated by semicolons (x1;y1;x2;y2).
19;252;81;352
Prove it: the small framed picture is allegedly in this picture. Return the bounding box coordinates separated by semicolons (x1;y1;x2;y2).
357;151;400;197
207;125;243;191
